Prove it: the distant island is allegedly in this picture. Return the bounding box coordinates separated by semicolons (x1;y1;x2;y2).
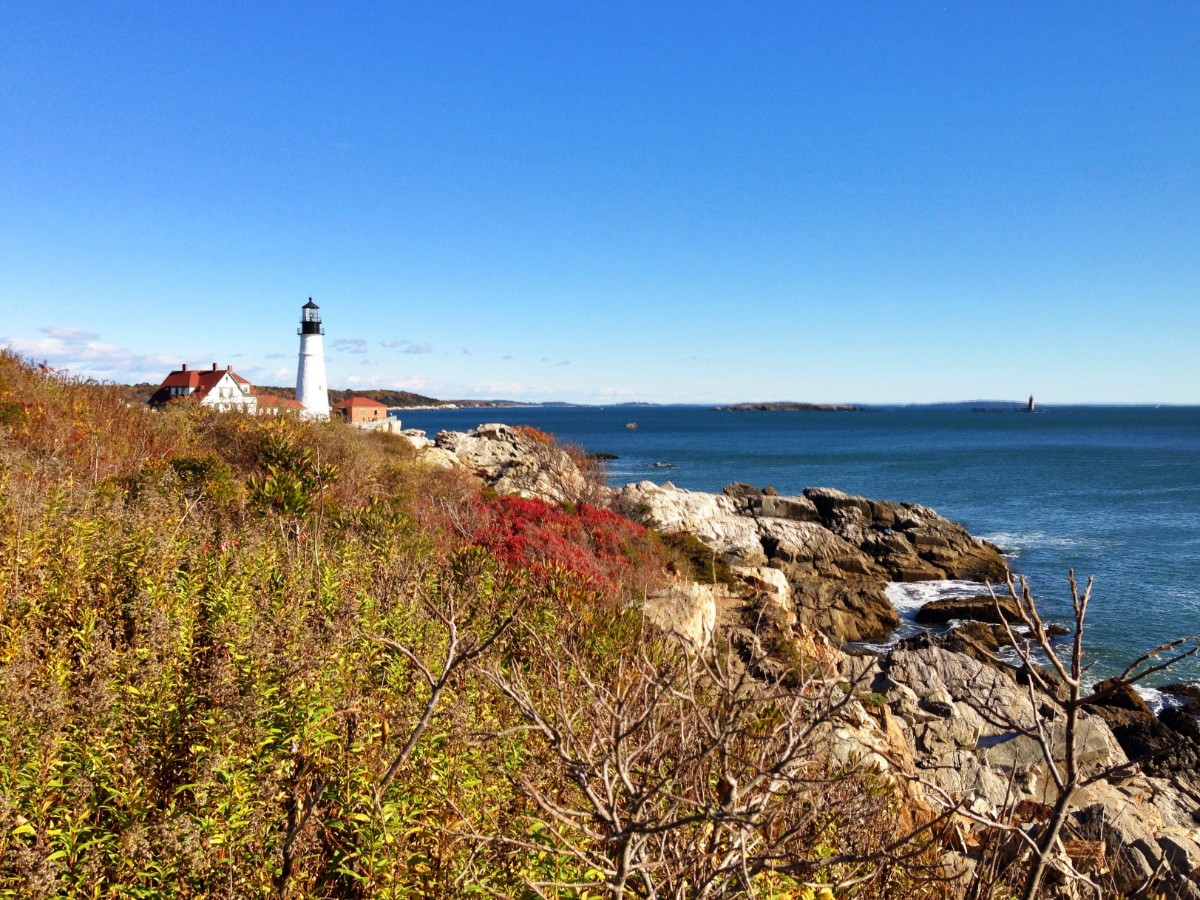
713;402;862;412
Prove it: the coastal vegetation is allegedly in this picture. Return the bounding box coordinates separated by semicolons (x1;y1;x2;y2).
0;352;948;898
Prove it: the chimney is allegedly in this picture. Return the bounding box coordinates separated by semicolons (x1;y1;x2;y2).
181;363;188;371
212;363;218;371
227;365;232;372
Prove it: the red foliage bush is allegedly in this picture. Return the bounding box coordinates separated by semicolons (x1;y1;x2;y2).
512;424;557;446
468;495;660;600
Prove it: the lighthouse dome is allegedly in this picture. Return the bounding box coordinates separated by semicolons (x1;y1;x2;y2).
299;297;324;335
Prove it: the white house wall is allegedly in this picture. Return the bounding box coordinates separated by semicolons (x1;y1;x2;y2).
200;372;258;413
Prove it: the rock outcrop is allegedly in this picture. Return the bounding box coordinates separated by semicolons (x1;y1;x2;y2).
801;488;1009;583
612;480;1007;642
913;593;1022;625
642;582;718;650
867;641;1200;896
424;423;589;502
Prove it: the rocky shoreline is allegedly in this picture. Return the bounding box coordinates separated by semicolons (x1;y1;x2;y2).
400;423;1200;896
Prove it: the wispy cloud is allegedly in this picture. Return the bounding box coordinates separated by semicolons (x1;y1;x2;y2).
460;347;471;355
3;331;186;382
556;360;571;367
472;380;529;396
344;373;434;389
379;338;432;354
502;354;514;361
265;352;286;360
41;326;99;342
333;338;369;354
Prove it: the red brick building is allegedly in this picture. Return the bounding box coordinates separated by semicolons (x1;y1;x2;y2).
332;396;388;424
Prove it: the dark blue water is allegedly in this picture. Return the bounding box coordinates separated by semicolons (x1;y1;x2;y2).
399;405;1200;685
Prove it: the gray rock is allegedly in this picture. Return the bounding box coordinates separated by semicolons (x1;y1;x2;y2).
756;518;881;577
612;482;767;565
803;489;1009;582
757;494;820;521
435;424;588;503
1159;833;1200;875
643;582;717;649
788;579;899;643
803;487;872;518
913;594;1022;625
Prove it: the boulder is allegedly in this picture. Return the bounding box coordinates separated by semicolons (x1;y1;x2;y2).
980;717;1125;797
913;594;1023;626
788;579;898;643
756;493;821;522
894;626;1009;672
884;644;1029;719
643;582;717;649
612;481;767;565
803;487;872;519
951;621;1011;656
731;565;792;626
398;429;434;450
1087;678;1155;716
722;482;761;499
756;518;882;578
874;639;1200;896
803;488;1009;583
435;424;587;503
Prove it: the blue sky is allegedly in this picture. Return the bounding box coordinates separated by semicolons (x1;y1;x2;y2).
2;3;1198;403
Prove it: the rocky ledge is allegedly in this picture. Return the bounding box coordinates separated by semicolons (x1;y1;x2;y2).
401;425;1009;643
400;423;1200;895
612;479;1008;643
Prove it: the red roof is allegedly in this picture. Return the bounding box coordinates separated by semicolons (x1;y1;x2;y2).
257;394;304;411
333;396;388;409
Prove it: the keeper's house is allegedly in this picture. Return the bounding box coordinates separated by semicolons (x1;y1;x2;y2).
148;363;258;413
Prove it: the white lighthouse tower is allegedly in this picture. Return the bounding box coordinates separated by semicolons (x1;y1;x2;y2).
295;298;330;420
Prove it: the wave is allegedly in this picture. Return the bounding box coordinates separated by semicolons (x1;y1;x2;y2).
1136;686;1187;715
884;580;996;614
980;530;1084;555
850;581;1003;653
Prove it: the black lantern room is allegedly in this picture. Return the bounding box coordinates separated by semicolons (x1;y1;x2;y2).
299;298;324;335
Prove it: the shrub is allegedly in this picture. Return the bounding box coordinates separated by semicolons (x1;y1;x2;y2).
466;494;663;604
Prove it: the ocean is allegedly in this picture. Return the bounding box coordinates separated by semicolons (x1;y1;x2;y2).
397;404;1200;688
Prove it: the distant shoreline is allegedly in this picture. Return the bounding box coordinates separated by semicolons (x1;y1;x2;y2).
712;402;862;412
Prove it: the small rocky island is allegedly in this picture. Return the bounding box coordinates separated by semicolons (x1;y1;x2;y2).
714;401;863;411
397;423;1200;897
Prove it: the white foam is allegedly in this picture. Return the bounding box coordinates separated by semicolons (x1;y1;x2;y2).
885;580;998;615
1136;686;1187;716
980;530;1082;554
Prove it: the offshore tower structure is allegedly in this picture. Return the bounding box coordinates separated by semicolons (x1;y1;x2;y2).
295;298;330;419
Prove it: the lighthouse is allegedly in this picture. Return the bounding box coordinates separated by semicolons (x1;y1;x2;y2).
295;298;330;419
